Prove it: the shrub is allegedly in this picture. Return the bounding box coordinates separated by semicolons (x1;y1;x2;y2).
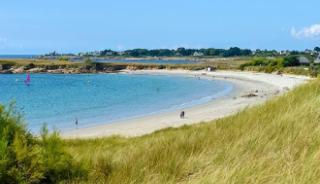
283;56;300;67
24;63;36;70
0;104;86;183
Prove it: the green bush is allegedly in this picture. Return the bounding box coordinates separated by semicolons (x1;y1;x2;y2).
283;56;300;67
24;63;36;70
240;56;303;74
0;104;86;184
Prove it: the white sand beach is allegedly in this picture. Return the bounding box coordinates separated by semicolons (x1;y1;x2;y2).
62;70;309;139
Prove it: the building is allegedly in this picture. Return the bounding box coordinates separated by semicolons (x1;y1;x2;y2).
298;56;310;65
315;54;320;64
193;52;204;57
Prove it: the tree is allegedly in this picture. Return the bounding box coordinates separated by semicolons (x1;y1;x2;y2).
314;47;320;52
283;56;300;67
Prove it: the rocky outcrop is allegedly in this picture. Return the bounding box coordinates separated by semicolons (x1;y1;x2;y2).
47;69;64;74
0;65;121;74
0;70;13;74
12;67;25;74
28;67;46;73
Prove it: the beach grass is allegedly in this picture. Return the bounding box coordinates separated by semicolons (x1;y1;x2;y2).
64;78;320;183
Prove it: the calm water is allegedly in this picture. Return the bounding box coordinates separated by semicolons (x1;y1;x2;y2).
93;59;198;64
0;74;233;133
0;55;38;59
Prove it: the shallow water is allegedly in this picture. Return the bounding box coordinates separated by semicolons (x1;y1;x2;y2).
0;74;233;133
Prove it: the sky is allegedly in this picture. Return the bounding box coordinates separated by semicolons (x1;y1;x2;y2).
0;0;319;54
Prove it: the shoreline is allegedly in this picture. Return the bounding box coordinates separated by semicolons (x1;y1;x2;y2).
62;70;309;139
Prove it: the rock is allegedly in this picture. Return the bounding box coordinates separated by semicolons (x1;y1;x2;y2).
62;69;78;74
71;69;81;74
28;67;46;73
272;71;282;75
283;87;290;91
242;93;258;98
0;70;13;74
47;69;64;74
12;67;25;74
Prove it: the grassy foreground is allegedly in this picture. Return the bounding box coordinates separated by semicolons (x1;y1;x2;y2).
65;79;320;183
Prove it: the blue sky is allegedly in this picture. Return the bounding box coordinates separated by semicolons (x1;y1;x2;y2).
0;0;319;54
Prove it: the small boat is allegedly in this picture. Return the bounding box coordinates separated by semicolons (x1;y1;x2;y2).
24;72;31;86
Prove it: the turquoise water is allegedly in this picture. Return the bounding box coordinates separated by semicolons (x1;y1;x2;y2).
0;74;233;133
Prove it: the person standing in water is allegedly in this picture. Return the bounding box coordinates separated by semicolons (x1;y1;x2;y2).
180;111;185;119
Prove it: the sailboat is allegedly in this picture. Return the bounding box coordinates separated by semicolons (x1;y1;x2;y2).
24;72;31;86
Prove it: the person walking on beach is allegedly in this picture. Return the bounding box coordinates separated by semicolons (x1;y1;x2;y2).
180;111;185;119
75;117;78;128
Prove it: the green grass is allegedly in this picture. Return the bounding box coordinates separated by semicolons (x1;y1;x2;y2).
64;78;320;183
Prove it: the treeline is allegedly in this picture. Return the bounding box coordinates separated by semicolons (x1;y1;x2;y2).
95;47;320;58
100;47;252;57
42;47;320;59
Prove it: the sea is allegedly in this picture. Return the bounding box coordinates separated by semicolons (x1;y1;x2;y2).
0;73;233;133
0;55;38;59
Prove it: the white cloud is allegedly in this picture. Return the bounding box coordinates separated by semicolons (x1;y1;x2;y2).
291;24;320;39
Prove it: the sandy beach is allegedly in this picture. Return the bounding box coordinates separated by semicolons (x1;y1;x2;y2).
62;70;309;139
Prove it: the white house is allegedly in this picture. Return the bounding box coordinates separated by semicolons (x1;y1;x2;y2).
193;52;204;57
298;56;310;65
315;54;320;64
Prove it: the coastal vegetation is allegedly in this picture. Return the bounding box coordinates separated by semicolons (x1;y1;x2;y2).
0;104;85;183
1;77;320;183
43;46;319;58
239;56;320;76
